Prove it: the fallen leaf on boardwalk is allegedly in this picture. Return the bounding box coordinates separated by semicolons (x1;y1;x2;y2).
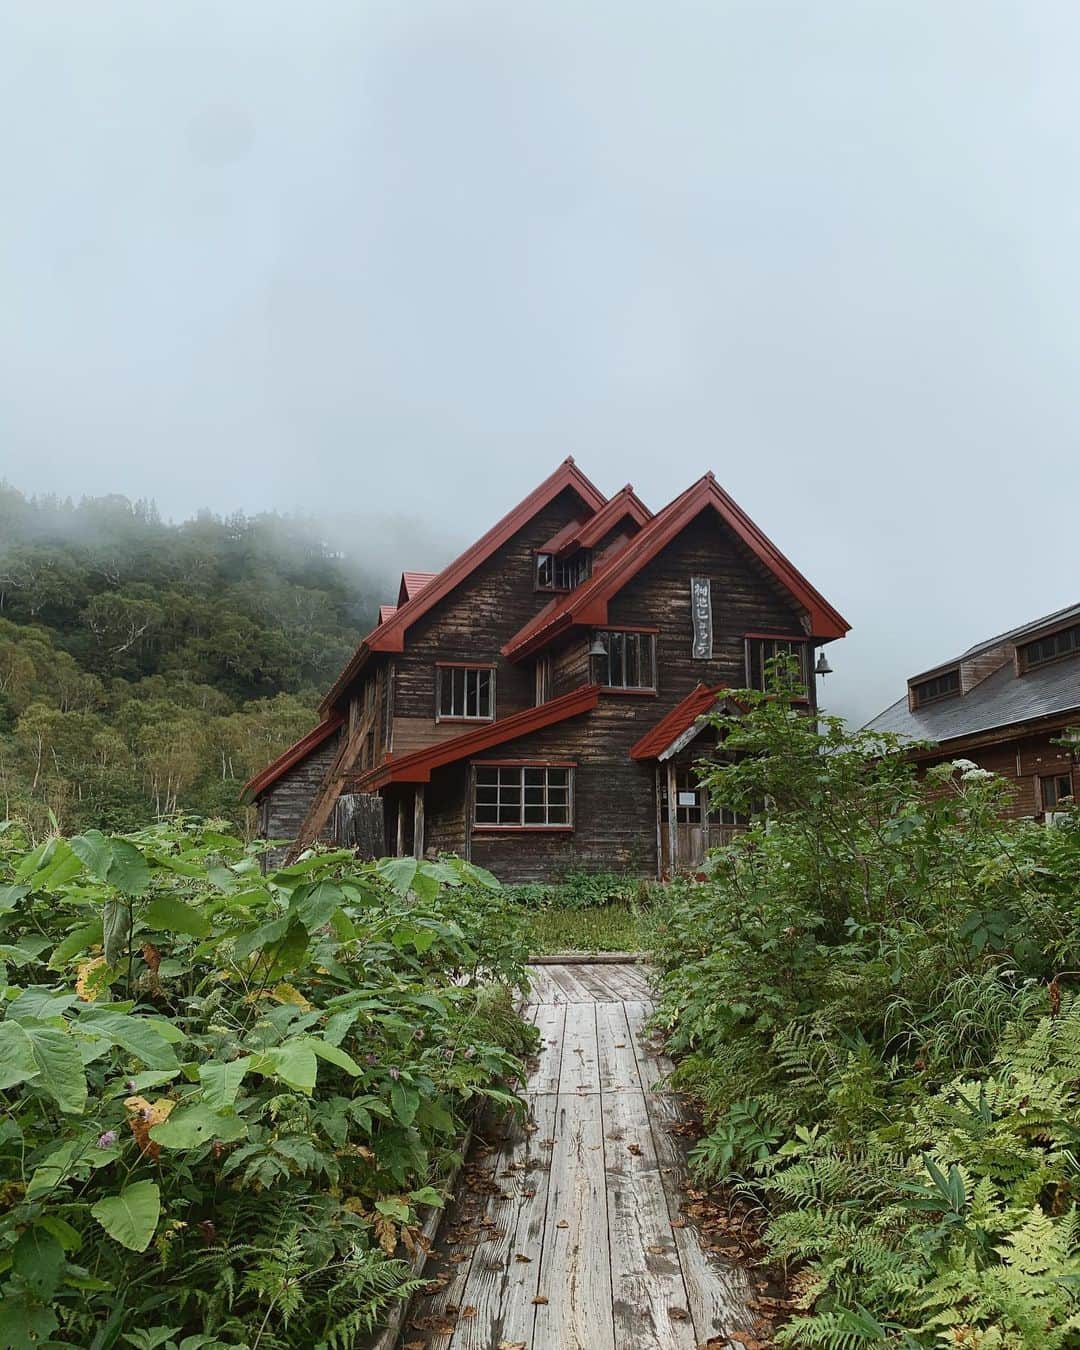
668;1307;689;1321
514;1253;532;1263
531;1295;548;1305
670;1219;687;1228
555;1220;569;1229
460;1306;477;1319
627;1143;643;1156
498;1342;526;1349
615;1042;626;1047
646;1243;668;1254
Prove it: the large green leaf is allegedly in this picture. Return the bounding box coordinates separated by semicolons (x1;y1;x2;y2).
143;896;211;939
0;1020;39;1091
294;881;344;931
49;919;103;968
0;1292;58;1348
149;1103;248;1150
199;1056;252;1107
377;856;418;896
79;1011;179;1071
70;829;114;882
25;1024;88;1113
309;1038;362;1076
91;1180;160;1252
102;900;132;968
12;1226;66;1301
265;1040;317;1094
107;839;150;896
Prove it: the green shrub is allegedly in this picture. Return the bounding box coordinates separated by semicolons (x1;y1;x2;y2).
0;821;533;1346
645;665;1080;1347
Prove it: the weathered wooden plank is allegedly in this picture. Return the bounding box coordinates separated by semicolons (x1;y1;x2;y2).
602;1088;697;1348
527;1002;566;1096
526;965;564;1004
557;1001;600;1096
452;1095;557;1350
589;962;652;1001
531;1092;616;1350
596;1001;641;1094
623;1001;757;1342
546;964;601;1002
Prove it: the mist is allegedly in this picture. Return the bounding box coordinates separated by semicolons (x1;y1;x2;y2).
5;1;1080;725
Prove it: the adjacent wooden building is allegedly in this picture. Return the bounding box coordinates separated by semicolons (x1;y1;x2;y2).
864;603;1080;817
244;461;849;880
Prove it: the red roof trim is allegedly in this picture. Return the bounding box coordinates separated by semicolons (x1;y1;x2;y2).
629;684;729;760
538;515;590;555
352;684;600;788
572;484;652;551
378;603;398;625
503;473;850;661
320;459;608;711
241;713;344;801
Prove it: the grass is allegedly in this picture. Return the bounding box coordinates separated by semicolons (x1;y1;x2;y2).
520;902;644;955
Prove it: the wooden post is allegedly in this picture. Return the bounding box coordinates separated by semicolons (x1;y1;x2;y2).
665;760;679;878
396;797;405;857
654;765;664;880
413;786;425;861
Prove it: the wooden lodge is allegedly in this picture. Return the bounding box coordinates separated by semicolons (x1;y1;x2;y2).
864;602;1080;817
243;461;849;881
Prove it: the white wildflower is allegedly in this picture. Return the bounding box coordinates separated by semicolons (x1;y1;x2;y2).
951;758;978;773
961;767;994;782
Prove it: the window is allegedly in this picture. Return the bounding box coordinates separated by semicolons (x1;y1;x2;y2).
746;637;810;692
536;549;591;591
911;669;961;706
1041;772;1073;812
473;764;573;828
592;630;656;690
659;769;751;826
1020;624;1080;671
535;654;552;706
437;665;494;721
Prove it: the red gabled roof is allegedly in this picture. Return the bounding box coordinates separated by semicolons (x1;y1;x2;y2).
503;473;850;661
537;485;652;557
351;683;601;789
241;712;344;801
630;684;731;760
397;571;437;606
320;458;607;712
378;603;398;625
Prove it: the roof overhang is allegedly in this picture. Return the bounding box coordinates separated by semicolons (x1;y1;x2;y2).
241;713;344;802
351;683;601;789
630;683;743;761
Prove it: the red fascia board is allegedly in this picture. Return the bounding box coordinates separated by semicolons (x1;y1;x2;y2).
354;684;601;789
629;683;727;761
321;458;608;711
572;485;653;551
504;474;850;661
241;713;344;801
538;516;589;555
378;604;398;625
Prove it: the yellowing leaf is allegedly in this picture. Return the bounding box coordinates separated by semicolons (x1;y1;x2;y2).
269;982;312;1011
75;956;109;1003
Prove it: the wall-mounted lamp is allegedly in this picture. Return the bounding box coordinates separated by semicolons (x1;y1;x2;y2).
815;651;833;677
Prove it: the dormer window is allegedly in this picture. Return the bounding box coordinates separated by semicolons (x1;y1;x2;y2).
536;549;591;592
911;668;960;706
1019;623;1080;672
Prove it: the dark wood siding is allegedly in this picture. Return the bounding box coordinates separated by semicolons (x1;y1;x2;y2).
919;731;1076;820
261;730;342;865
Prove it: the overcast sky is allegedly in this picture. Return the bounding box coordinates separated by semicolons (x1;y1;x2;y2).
3;2;1079;724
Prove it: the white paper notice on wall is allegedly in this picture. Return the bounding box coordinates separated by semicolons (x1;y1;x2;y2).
677;791;698;807
690;576;713;659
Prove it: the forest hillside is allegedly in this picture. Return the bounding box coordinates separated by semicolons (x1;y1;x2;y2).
0;483;386;837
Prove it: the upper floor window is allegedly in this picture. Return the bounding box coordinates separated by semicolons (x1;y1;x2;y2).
910;668;960;707
592;630;656;690
746;637;810;693
473;763;573;828
1019;624;1080;672
536;549;590;592
437;664;494;721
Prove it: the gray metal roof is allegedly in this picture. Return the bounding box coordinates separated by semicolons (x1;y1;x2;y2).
864;653;1080;746
956;600;1080;662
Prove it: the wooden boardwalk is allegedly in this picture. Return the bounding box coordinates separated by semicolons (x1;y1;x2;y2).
407;962;756;1350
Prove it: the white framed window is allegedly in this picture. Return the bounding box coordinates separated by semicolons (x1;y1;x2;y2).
472;763;574;828
591;630;656;690
436;665;494;721
536;550;591;592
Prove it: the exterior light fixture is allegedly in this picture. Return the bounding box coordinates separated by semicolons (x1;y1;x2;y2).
815;651;833;677
588;635;607;659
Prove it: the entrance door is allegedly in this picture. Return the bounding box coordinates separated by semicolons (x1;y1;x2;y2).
659;767;747;874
